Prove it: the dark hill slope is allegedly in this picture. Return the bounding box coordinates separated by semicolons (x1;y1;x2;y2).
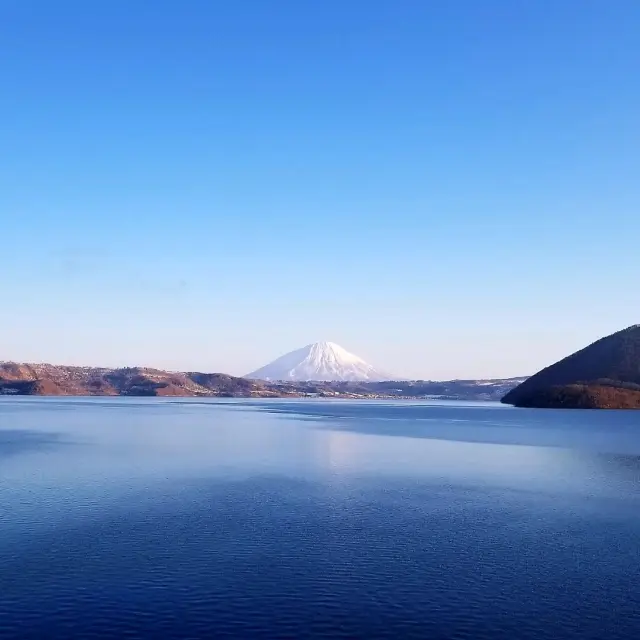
502;325;640;409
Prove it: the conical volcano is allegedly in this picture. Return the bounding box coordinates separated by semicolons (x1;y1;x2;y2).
245;342;394;382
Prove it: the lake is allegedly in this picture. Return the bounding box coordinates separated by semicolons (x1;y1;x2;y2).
1;397;639;639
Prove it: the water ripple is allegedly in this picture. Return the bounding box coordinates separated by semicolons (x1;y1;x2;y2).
1;476;639;639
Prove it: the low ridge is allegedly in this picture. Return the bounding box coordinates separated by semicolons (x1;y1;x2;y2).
502;324;640;409
0;359;523;400
0;363;259;397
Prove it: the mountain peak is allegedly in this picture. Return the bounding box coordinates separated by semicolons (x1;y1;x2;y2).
309;341;338;350
245;342;394;382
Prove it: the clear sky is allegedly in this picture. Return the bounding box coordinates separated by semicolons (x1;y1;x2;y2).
2;0;639;380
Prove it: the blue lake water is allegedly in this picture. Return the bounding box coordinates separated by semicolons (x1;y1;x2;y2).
1;397;640;639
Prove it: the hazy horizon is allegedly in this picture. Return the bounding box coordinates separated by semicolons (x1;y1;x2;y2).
2;2;638;380
0;329;624;382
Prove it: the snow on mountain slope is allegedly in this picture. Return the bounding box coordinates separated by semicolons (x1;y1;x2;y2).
245;342;394;382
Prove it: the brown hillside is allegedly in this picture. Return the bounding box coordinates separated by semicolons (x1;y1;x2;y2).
503;325;640;409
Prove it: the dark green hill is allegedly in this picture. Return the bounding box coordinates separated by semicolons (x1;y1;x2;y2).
502;325;640;409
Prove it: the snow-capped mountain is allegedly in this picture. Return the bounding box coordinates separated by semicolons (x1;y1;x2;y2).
245;342;394;382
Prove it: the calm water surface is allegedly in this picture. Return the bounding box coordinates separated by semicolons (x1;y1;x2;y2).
1;398;639;639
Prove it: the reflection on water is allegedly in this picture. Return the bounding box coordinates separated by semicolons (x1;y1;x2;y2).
1;398;640;639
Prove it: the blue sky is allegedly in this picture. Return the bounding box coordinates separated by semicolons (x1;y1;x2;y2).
2;0;639;379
